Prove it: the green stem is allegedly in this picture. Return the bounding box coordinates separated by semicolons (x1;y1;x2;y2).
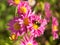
15;7;18;17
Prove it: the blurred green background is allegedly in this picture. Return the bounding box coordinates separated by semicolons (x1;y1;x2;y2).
0;0;60;45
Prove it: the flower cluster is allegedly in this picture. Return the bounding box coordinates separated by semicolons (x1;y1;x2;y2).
7;0;59;45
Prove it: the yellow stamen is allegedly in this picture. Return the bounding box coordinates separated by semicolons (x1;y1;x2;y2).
33;24;39;30
53;25;58;31
29;0;32;2
24;17;29;26
20;6;27;14
9;34;17;40
27;43;32;45
13;22;21;30
13;0;20;5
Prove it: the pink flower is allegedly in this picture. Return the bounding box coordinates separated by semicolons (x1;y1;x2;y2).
44;2;50;11
8;0;21;6
8;17;25;36
17;1;31;16
28;15;47;37
52;16;58;32
44;2;51;22
52;16;58;40
20;35;38;45
52;31;58;40
16;13;33;33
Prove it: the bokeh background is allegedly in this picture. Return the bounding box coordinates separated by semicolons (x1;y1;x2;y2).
0;0;60;45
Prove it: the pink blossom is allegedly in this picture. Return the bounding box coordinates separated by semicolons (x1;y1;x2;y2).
16;13;33;33
52;16;58;32
20;35;38;45
28;15;47;37
52;16;58;40
52;31;58;40
7;17;25;36
44;2;51;22
17;1;31;16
